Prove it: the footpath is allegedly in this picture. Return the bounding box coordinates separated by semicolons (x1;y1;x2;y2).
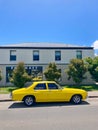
0;91;98;102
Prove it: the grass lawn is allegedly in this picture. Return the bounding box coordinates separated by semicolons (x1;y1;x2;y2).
65;85;98;91
0;87;18;94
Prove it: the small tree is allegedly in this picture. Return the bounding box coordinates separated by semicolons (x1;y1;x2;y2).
85;56;98;82
66;59;87;85
10;62;32;88
44;63;61;82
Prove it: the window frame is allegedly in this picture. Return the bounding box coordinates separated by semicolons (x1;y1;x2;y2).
55;51;61;61
76;50;82;59
33;50;39;61
10;50;16;61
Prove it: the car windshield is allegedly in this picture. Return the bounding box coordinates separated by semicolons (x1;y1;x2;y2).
24;82;34;88
55;83;63;89
58;84;63;89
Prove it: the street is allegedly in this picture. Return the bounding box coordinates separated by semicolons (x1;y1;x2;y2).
0;98;98;130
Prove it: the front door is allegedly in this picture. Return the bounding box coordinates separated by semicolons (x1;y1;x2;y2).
47;83;65;102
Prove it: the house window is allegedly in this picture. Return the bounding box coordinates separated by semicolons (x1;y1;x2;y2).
6;66;43;82
76;50;82;59
10;50;16;61
55;51;61;61
6;66;14;82
33;50;39;61
26;66;43;80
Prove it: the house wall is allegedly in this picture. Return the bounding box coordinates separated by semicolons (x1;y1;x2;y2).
0;47;94;86
0;48;94;64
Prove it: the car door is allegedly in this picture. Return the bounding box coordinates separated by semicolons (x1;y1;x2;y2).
47;83;66;102
33;83;49;102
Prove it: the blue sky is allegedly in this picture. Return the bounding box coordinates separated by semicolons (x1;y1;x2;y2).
0;0;98;52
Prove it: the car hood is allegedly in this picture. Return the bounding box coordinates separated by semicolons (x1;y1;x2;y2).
12;88;26;94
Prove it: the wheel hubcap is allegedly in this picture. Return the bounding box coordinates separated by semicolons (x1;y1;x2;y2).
25;97;33;106
73;95;81;104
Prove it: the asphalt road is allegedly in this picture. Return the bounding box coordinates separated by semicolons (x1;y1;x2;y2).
0;98;98;130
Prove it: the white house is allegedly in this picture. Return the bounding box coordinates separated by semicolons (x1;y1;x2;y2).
0;43;94;86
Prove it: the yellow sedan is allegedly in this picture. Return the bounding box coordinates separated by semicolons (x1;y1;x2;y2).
11;81;88;106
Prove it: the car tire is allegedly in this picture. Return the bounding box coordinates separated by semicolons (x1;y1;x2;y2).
24;96;35;107
71;95;82;104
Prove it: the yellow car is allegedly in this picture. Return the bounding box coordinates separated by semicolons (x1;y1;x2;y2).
11;81;87;106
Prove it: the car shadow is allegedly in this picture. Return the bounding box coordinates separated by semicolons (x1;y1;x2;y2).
8;101;89;109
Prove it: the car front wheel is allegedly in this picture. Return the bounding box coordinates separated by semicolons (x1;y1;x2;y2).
71;95;82;104
24;96;35;107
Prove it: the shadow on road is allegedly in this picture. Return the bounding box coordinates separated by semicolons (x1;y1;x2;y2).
8;101;89;109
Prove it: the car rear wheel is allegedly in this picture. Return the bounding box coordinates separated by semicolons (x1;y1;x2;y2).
24;96;35;107
71;95;82;104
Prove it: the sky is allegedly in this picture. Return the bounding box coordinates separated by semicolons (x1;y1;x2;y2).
0;0;98;54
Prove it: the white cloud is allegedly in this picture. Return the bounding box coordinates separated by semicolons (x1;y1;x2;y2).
92;40;98;49
92;40;98;56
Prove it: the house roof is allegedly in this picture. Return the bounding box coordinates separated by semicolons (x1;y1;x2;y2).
0;42;93;49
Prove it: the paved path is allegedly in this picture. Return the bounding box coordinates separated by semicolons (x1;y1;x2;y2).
0;91;98;102
88;91;98;98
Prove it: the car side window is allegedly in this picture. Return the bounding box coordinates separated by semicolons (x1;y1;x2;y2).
34;83;46;90
48;83;59;89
